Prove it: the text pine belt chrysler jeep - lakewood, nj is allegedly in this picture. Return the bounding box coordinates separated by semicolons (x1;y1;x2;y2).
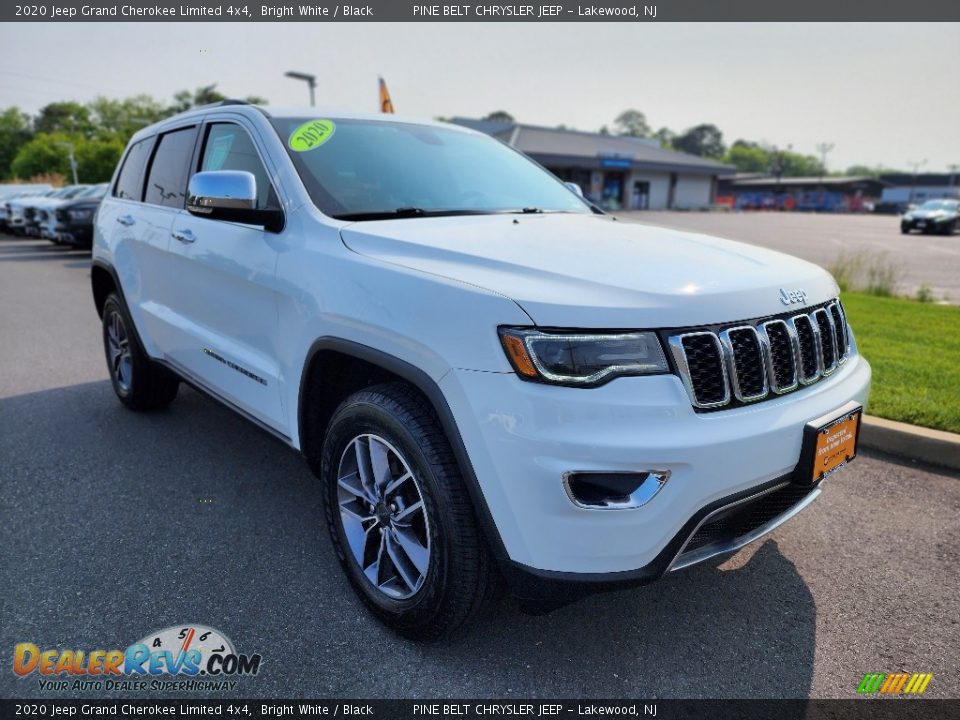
91;102;871;639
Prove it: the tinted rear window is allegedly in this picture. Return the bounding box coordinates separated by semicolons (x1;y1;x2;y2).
144;127;198;209
113;139;154;201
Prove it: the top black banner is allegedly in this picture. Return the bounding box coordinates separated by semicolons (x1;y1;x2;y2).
4;0;960;22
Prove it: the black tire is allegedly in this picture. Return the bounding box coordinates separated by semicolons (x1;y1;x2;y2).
101;293;179;411
320;382;497;640
900;226;909;235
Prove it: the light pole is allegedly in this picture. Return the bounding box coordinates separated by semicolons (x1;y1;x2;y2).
285;71;316;107
815;142;834;184
57;142;79;185
907;159;927;205
948;163;959;190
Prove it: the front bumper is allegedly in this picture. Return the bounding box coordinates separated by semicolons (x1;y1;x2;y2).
54;221;93;247
903;217;952;232
440;348;871;582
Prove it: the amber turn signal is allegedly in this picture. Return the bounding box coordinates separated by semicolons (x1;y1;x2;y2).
500;332;539;379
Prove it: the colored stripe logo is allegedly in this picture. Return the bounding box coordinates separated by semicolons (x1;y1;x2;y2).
857;673;933;694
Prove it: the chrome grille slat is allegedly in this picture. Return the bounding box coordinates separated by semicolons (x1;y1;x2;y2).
828;301;849;363
719;326;768;402
668;332;730;409
757;319;799;394
813;308;838;375
669;299;851;411
791;314;822;384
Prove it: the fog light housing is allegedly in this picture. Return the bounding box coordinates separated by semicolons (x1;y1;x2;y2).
563;470;670;509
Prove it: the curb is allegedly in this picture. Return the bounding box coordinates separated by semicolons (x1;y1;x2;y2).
860;415;960;472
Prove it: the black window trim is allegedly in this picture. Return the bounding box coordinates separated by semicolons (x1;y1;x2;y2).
142;124;201;210
112;135;157;203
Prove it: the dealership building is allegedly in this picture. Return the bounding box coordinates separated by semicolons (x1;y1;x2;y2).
451;118;734;211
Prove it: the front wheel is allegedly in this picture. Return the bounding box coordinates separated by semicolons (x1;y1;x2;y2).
101;293;179;411
320;382;497;640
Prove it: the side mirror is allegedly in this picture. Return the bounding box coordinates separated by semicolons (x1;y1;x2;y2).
564;181;585;198
186;171;283;232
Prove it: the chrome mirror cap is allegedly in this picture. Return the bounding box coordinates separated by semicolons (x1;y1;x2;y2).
187;171;257;213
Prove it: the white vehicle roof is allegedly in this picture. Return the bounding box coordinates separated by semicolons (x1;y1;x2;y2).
128;102;476;144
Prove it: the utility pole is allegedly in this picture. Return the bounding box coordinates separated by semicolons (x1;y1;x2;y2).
815;142;834;183
948;164;959;190
58;142;79;185
907;159;927;204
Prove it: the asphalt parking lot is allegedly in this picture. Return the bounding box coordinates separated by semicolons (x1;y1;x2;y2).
1;233;958;700
626;211;960;304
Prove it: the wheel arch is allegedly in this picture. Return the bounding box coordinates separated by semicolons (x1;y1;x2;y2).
91;259;124;319
297;337;509;564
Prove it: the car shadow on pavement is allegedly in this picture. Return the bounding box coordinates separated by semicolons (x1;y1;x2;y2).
1;380;814;701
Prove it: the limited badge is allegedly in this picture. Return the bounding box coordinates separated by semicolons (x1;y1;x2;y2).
288;119;336;152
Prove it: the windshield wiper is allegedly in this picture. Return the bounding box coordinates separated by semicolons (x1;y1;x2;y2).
333;207;496;221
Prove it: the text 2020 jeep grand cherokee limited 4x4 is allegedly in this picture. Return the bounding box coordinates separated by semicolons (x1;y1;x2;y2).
91;103;871;639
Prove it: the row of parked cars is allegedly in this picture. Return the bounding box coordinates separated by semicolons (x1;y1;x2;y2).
0;182;108;249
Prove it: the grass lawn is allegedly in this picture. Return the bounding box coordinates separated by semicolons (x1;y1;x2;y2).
841;292;960;434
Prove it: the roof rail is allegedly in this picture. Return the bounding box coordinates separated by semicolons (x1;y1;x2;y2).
217;99;251;106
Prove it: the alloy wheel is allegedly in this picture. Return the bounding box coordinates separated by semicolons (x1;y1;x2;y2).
336;434;431;599
106;310;133;393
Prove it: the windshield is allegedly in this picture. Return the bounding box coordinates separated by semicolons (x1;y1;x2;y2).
918;200;957;211
76;184;108;199
61;185;90;199
270;117;592;220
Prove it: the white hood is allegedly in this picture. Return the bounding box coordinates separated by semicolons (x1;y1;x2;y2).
340;213;838;328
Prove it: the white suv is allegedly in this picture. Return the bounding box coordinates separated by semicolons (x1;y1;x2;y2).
92;102;871;638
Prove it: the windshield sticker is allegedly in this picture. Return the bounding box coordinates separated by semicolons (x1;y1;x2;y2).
288;119;336;152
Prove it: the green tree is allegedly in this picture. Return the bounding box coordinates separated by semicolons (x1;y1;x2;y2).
673;124;725;158
482;110;515;123
613;109;651;138
88;95;167;141
0;107;34;180
779;151;825;177
653;126;675;149
725;141;770;173
11;132;75;179
167;86;266;115
34;102;95;137
76;136;125;183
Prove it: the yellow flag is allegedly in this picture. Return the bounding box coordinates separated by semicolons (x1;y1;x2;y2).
379;76;395;114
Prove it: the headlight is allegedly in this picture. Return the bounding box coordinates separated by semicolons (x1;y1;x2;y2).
69;209;93;220
499;328;668;387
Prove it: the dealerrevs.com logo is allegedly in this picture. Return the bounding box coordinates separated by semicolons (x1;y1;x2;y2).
13;624;262;692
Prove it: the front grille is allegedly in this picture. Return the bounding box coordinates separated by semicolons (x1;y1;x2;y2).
55;209;67;223
669;299;851;410
683;483;815;554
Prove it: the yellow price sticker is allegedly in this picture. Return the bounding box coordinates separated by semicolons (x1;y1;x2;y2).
288;119;336;152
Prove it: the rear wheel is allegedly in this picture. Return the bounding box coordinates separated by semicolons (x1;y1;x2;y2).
101;293;179;411
320;382;497;640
